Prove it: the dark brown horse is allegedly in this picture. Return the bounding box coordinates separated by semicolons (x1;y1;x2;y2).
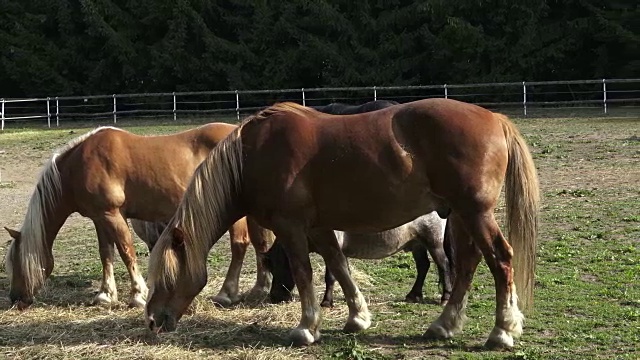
145;98;539;349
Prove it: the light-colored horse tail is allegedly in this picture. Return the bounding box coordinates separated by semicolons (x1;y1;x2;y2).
5;154;63;297
497;113;540;314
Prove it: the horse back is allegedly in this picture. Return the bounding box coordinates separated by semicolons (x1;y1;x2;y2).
240;99;507;232
56;123;236;219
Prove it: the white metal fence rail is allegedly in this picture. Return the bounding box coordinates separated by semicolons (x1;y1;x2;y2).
1;78;639;130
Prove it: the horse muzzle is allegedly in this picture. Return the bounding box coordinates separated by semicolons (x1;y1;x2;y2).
147;311;177;333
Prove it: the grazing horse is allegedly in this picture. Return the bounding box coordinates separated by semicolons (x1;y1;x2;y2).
312;99;399;115
266;212;454;307
145;98;539;349
3;123;272;310
129;217;269;307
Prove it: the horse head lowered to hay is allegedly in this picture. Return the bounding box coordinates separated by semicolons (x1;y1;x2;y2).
145;98;540;349
3;123;272;310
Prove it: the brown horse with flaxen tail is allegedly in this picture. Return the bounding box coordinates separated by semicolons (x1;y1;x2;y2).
145;98;539;349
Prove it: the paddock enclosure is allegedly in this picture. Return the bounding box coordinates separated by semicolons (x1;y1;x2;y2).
0;116;638;359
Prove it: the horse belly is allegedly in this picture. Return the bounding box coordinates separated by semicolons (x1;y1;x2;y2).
340;230;412;259
315;183;441;233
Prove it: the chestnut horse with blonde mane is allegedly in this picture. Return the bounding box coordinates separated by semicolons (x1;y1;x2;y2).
4;123;271;310
145;98;539;349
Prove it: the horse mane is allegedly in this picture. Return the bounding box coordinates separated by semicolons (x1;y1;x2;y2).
148;126;245;290
244;102;320;124
148;102;318;290
5;126;120;296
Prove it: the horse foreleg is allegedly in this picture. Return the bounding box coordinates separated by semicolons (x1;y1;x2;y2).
211;219;248;307
405;244;430;304
320;265;336;307
424;214;480;340
93;222;118;307
108;213;148;308
312;230;371;334
277;225;322;346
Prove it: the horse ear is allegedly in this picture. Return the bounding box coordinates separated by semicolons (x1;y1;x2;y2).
4;227;21;241
171;227;185;249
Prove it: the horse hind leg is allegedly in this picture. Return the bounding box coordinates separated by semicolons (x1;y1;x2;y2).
424;213;481;340
422;231;453;306
470;213;524;349
311;230;371;333
320;265;336;308
211;219;249;307
244;217;273;301
404;244;430;304
105;212;148;308
265;239;296;303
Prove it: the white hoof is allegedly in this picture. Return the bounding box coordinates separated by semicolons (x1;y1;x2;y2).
93;292;115;307
423;322;455;340
344;314;371;333
288;327;320;346
128;293;147;308
485;327;515;349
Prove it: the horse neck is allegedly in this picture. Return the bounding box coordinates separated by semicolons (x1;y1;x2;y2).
20;186;72;261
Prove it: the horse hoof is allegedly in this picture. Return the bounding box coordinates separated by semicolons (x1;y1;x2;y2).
485;327;514;349
93;293;114;307
320;299;333;308
404;294;422;303
439;299;449;307
243;287;269;302
211;295;236;308
423;324;454;340
343;315;371;333
288;328;320;346
270;292;293;304
128;294;146;308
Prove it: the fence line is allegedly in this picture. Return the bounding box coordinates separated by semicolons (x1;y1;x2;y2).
1;78;639;129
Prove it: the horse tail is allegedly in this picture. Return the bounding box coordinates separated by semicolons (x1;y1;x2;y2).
497;113;540;313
